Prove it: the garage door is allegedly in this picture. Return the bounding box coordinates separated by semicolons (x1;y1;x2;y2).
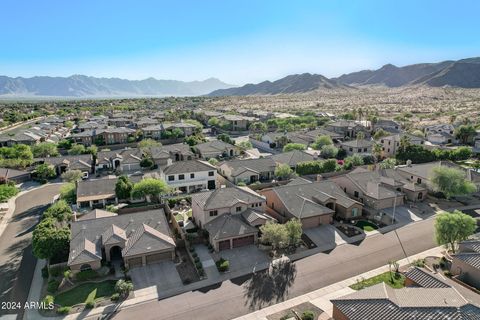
218;240;231;251
232;235;254;248
127;257;143;268
146;251;172;264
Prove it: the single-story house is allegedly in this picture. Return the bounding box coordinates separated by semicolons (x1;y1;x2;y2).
269;150;316;170
451;239;480;290
194;140;239;159
0;168;31;183
76;177;118;208
68;208;175;272
218;158;276;184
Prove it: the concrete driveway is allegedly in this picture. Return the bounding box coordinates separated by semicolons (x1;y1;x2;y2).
130;261;182;291
212;245;270;273
304;225;350;251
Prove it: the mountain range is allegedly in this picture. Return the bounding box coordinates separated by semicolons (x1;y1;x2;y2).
209;57;480;96
0;75;234;97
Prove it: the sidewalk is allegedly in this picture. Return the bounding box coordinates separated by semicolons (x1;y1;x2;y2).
232;246;445;320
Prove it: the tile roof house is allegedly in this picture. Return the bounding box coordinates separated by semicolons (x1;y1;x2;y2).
36;154;93;178
160;160;217;194
325;120;370;139
331;281;480;320
0;168;31;183
150;143;196;162
329;167;423;210
71;127;135;146
424;123;458;145
68;208;175;272
95;148;143;172
191;187;267;251
340;139;374;156
379;133;424;157
0;130;43;146
451;239;480;290
404;267;451;288
218;158;277;184
260;179;362;228
76;177;118;208
373;119;402;134
269;150;316;169
194;140;239;160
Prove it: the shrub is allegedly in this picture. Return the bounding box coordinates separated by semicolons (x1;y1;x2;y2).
301;311;315;320
47;279;60;293
216;258;229;272
0;184;19;202
41;265;49;278
110;293;120;302
189;247;195;253
49;266;64;277
75;269;98;281
85;301;95;309
192;252;198;258
195;262;202;269
42;295;54;307
56;306;71;314
115;279;134;298
194;256;200;263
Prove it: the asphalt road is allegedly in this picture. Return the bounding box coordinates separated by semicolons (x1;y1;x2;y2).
0;184;62;319
112;218;438;320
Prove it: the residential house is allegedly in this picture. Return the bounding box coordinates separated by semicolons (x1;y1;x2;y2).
37;154;93;178
77;121;107;132
424;123;457;145
325;120;370;139
163;122;197;137
340;139;373;156
395;161;480;191
107;117;133;127
68;208;175;272
373;119;402;134
260;179;362;228
191;186;269;250
95;148;143;172
76;177;118;208
269;150;316;170
194;140;239;160
135;117;158;128
0;168;31;183
331;269;480;320
220;115;254;131
0;130;42;146
329;168;407;210
379;133;424;157
218;158;277;184
451;239;480;290
71;127;135;146
150;143;196;162
160;160;217;193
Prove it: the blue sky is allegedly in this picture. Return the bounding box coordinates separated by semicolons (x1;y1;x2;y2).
0;0;479;84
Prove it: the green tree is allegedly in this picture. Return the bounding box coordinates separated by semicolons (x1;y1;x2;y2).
208;158;219;166
115;176;133;200
43;200;73;222
430;166;476;199
32;218;70;260
320;145;338;159
60;183;76;204
449;146;473;161
260;221;288;250
274;163;294;180
31;142;59;157
171;128;184;138
435;210;476;253
0;184;19;202
58;139;73;149
311;135;333;150
356;131;366;140
454;124;476;145
35;164;57;181
131;178;170;203
373;129;389;140
68;144;86;155
283;143;306;152
285;219;302;247
138;138;161;150
86;145;98;156
61;170;83;183
140;157;154;168
373;143;383;161
250;122;268;133
379;158;396;169
237;140;253;151
217;133;235;145
207;117;220;127
343;154;364;169
322;159;338;173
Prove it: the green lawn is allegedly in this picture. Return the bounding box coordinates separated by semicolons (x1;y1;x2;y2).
54;281;116;307
350;271;405;290
355;220;379;232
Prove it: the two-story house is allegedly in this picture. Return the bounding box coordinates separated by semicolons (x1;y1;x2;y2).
218;158;277;184
191;186;270;250
340;139;374;156
380;133;424;157
160;160;217;193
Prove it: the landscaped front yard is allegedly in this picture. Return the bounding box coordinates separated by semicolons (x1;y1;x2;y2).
350;271;405;290
54;280;116;307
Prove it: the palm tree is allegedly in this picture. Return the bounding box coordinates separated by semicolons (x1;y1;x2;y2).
373;143;383;163
399;135;411;152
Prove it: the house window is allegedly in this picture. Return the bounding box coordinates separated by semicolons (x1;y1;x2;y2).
354;191;359;198
179;174;185;180
209;210;218;217
190;173;195;179
358;148;361;152
418;193;423;200
236;206;241;212
208;171;214;176
349;148;353;152
381;140;384;143
417;178;422;184
168;175;175;181
251;204;254;208
363;148;367;152
351;208;359;218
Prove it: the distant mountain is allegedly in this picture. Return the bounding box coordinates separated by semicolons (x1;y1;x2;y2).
208;73;351;96
0;75;234;97
335;57;480;88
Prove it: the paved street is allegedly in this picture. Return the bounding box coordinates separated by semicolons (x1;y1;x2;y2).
111;218;438;320
0;184;62;319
